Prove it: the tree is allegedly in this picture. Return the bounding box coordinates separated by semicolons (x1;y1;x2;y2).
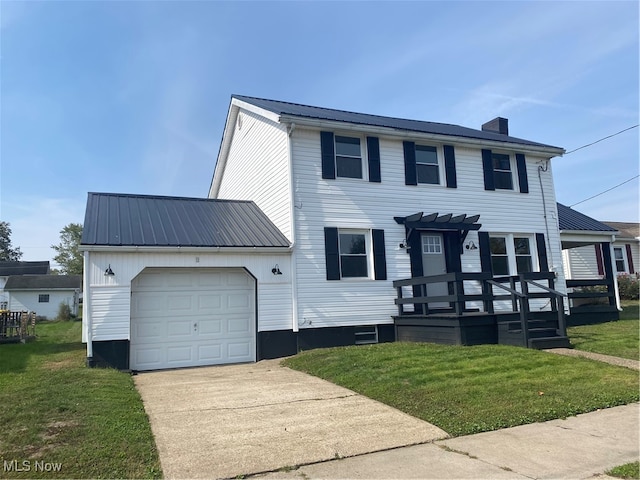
51;223;83;275
0;221;23;261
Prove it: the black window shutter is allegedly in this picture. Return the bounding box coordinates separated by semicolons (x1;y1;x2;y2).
320;131;336;179
481;149;495;191
626;244;635;274
367;136;381;183
516;153;529;193
536;233;549;272
443;145;457;188
324;227;340;280
403;141;417;185
372;229;387;280
478;232;493;274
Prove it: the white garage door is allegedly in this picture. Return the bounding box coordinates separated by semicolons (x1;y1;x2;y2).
130;268;256;371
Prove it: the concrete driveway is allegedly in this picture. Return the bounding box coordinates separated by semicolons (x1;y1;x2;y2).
134;359;447;479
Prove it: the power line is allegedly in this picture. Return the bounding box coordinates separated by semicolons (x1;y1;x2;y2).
564;125;639;155
570;175;639;207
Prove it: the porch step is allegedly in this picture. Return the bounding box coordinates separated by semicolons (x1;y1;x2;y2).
528;336;571;350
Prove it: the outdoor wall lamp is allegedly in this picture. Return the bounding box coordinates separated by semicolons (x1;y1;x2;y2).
271;264;282;275
465;241;478;251
104;264;115;276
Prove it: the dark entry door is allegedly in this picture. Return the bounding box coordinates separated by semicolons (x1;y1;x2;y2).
421;233;448;308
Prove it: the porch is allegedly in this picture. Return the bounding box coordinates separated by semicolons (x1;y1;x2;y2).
392;272;570;349
0;310;36;344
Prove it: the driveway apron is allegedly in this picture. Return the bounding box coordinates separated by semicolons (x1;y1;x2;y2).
134;359;447;479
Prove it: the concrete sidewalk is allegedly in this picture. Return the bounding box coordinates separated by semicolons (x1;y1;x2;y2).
256;403;640;480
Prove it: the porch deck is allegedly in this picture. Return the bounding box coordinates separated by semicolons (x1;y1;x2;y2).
0;311;36;344
392;272;570;349
565;278;619;325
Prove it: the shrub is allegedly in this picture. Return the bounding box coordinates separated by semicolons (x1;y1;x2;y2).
617;274;639;300
57;302;72;321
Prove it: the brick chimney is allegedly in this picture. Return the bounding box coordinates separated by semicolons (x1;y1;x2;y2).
481;117;509;135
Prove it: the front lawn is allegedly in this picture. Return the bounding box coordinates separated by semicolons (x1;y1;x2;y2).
568;300;639;360
283;342;639;437
0;321;161;479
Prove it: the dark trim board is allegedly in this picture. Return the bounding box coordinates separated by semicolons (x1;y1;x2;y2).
88;325;397;370
394;314;497;345
88;340;130;370
258;330;298;359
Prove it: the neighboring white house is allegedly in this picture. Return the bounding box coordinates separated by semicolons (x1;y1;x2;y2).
83;95;574;371
604;222;639;276
4;274;81;319
0;261;50;309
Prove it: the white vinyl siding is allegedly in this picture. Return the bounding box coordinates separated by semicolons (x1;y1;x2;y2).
291;127;566;327
8;290;78;319
83;251;292;343
214;109;292;240
563;245;603;279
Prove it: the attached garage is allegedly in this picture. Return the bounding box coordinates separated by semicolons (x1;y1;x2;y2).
130;267;256;371
81;193;293;371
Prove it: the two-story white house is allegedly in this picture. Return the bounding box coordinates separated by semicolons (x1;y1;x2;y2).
82;95;576;371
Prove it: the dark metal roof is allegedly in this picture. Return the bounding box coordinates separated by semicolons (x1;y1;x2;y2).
603;222;639;239
0;261;50;277
233;95;563;151
81;193;290;248
557;203;618;232
4;275;81;290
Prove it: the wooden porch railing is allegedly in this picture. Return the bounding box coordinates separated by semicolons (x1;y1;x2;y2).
566;278;616;307
393;272;568;343
0;311;36;342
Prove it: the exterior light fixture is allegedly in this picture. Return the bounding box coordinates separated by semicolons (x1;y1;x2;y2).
271;264;282;275
465;241;478;251
104;264;115;276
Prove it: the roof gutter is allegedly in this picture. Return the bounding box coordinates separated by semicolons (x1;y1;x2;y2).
278;115;566;157
79;245;292;254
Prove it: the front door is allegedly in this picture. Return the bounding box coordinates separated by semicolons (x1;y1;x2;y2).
421;233;448;308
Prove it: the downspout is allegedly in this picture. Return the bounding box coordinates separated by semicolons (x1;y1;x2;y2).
609;241;622;311
286;122;299;333
83;250;93;365
538;161;556;272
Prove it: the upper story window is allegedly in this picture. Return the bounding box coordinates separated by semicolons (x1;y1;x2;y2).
38;294;50;303
491;153;514;190
489;235;534;275
335;135;363;179
415;145;440;185
482;149;529;193
403;141;457;188
321;132;381;182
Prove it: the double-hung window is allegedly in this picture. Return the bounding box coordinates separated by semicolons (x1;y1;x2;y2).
492;153;513;190
415;145;440;185
614;247;626;273
339;231;369;278
335;135;363;179
489;235;535;275
324;227;387;281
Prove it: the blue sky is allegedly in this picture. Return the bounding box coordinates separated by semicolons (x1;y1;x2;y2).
1;1;638;266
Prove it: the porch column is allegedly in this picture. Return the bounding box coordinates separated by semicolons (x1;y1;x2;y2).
600;242;617;308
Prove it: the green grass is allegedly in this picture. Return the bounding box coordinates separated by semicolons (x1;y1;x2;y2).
608;462;640;479
283;342;639;437
568;301;639;360
0;321;161;479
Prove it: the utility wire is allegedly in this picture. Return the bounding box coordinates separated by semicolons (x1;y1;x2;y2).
564;124;639;155
570;175;639;207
